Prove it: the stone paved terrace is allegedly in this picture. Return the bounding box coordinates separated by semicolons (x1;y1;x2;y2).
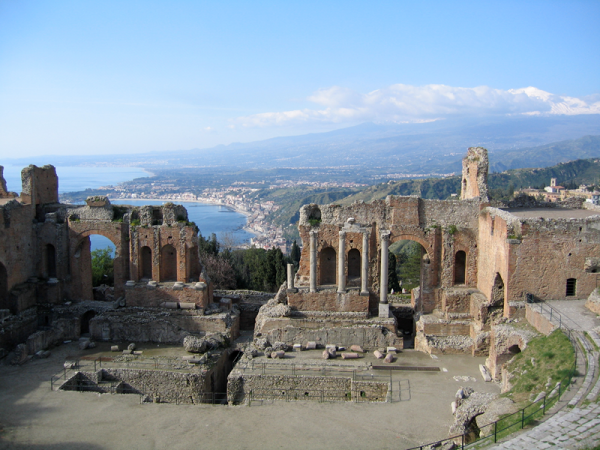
490;300;600;450
502;208;600;219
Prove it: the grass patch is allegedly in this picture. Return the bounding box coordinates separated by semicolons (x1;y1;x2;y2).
503;329;575;405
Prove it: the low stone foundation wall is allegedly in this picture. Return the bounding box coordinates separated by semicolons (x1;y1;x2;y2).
288;288;369;313
227;372;388;404
125;282;210;309
89;308;240;344
525;304;557;336
255;313;401;349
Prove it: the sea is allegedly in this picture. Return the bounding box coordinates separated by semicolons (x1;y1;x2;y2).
1;164;254;253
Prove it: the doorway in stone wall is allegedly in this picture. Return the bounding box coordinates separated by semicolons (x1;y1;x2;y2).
80;310;96;335
347;248;361;287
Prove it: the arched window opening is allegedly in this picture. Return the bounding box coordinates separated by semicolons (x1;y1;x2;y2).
140;246;152;280
160;244;177;281
566;278;577;297
348;249;361;280
46;244;57;278
319;247;336;285
492;273;504;307
454;251;466;285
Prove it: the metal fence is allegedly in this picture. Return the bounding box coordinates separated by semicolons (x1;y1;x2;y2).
406;299;580;450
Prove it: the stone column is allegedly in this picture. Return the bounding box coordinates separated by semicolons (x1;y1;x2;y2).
379;231;391;318
337;230;346;293
309;230;317;293
360;231;369;296
287;263;297;292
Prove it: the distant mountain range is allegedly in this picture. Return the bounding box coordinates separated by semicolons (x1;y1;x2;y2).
7;115;600;175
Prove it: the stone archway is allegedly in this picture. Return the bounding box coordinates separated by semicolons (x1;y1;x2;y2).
160;244;177;282
388;233;437;313
319;247;336;285
68;224;128;301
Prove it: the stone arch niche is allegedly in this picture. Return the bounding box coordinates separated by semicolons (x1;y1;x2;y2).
68;223;128;301
454;250;466;285
319;247;336;285
0;262;7;310
140;246;152;280
46;243;57;278
160;244;178;282
348;248;361;281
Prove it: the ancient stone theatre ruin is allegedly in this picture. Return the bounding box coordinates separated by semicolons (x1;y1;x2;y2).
1;146;600;406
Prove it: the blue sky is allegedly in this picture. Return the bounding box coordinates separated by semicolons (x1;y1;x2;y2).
1;0;599;158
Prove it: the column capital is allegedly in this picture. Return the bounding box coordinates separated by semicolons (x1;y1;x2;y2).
380;230;391;242
339;230;347;238
309;229;318;237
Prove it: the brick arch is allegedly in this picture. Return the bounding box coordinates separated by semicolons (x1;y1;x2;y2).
68;225;128;301
389;232;433;259
72;229;122;257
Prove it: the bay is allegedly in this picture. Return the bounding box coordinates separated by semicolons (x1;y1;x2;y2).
1;164;254;253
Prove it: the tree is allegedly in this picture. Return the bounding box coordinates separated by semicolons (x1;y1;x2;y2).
91;247;114;287
388;251;401;293
290;240;301;270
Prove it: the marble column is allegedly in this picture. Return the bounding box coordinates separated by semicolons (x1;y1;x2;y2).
309;230;317;292
360;231;369;295
287;263;296;291
337;230;346;293
379;231;391;318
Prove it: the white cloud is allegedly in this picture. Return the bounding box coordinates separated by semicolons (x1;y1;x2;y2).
236;84;600;127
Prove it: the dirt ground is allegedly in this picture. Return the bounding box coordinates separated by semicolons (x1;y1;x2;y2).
0;343;501;450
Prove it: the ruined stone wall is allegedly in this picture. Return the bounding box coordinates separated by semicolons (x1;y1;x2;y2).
510;216;600;301
295;196;482;314
0;199;36;312
20;165;59;206
125;283;210;308
288;289;369;312
102;368;209;403
227;372;388;403
525;304;557;336
255;314;401;349
460;147;489;201
89;308;239;343
129;222;199;283
477;210;512;312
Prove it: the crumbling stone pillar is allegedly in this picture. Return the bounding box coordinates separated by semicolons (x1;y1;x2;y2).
309;230;317;292
379;231;390;318
338;230;346;293
361;231;369;295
